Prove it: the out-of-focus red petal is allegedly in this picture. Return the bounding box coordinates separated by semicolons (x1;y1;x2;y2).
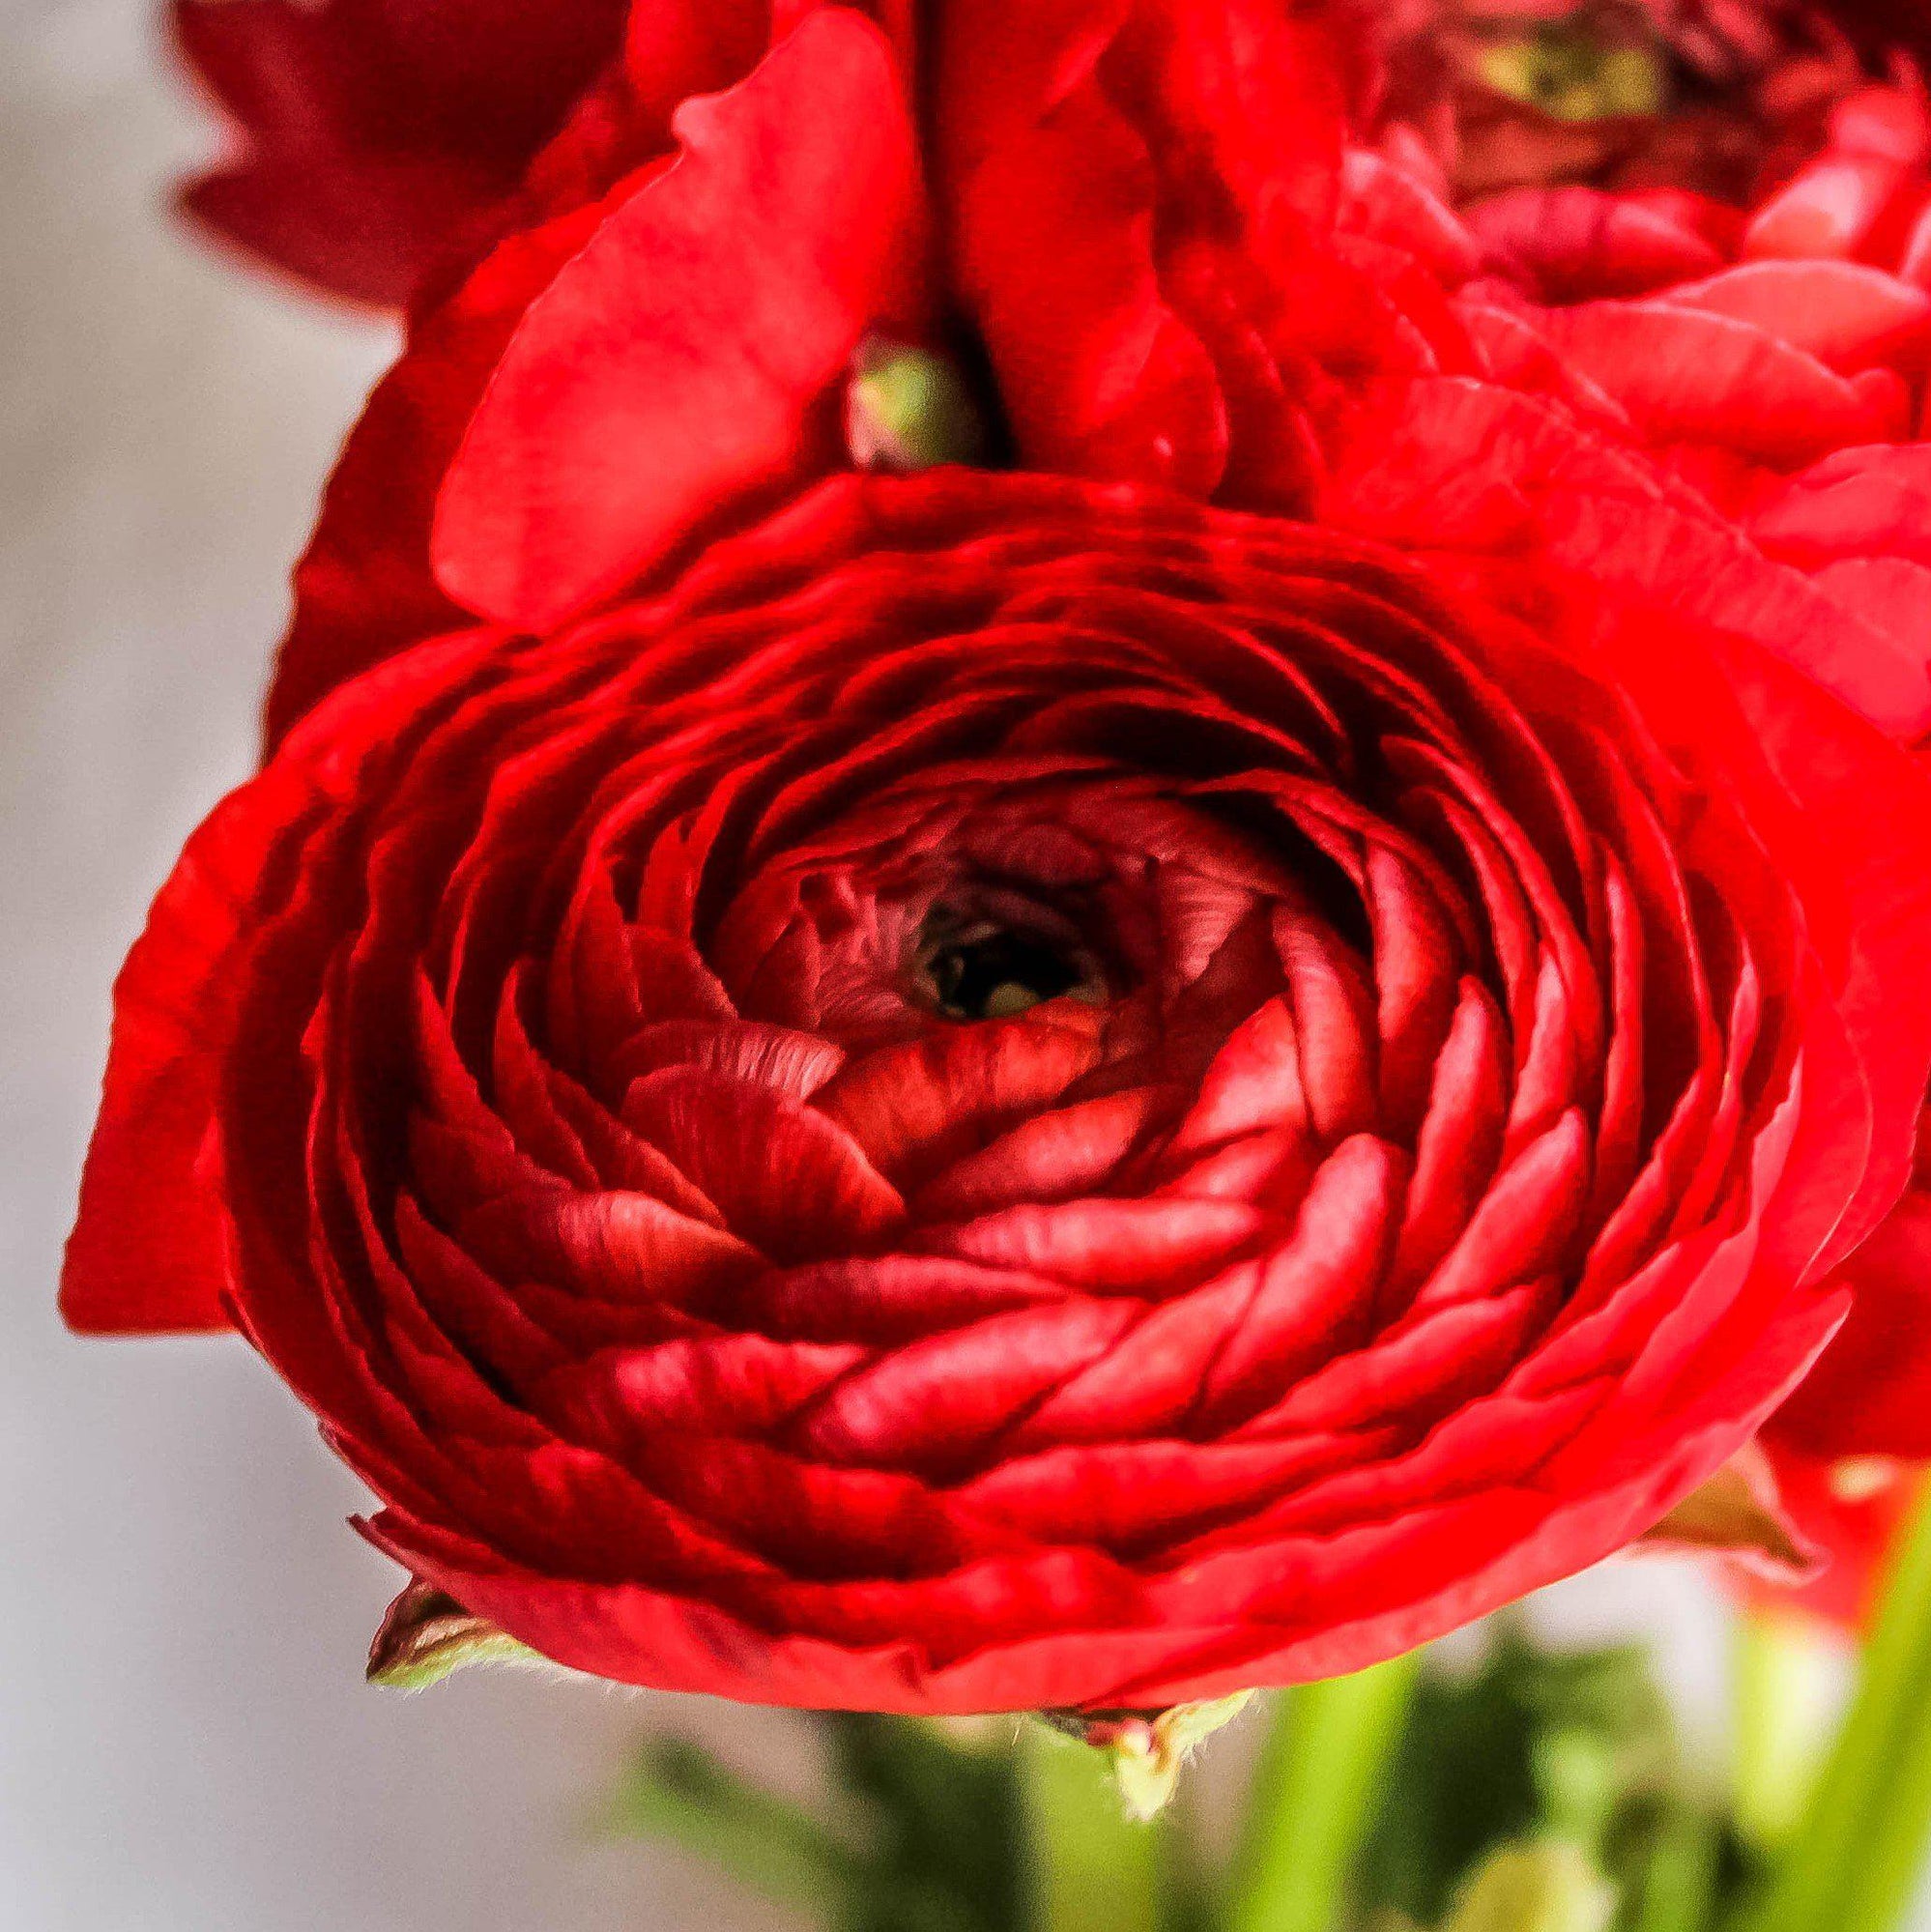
1776;1172;1931;1460
1660;259;1931;375
181;157;494;309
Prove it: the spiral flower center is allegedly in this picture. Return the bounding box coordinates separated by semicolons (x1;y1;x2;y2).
914;913;1107;1021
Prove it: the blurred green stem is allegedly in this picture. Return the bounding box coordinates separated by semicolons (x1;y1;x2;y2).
601;1737;860;1915
1736;1479;1931;1932
1021;1725;1165;1932
1226;1653;1424;1932
1626;1803;1720;1932
1730;1609;1837;1857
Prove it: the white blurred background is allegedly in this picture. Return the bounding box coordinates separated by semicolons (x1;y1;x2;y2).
0;0;1915;1927
0;1;818;1925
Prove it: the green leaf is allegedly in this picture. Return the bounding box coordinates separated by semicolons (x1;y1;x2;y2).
1622;1802;1721;1932
1352;1629;1683;1927
1226;1653;1424;1932
1734;1478;1931;1932
1019;1724;1164;1932
601;1735;861;1918
1355;1647;1543;1923
826;1716;1026;1932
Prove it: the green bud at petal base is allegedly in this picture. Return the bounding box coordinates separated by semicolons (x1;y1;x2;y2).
1042;1691;1254;1819
846;336;991;474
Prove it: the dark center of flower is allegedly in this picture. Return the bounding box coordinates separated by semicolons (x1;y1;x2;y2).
914;917;1104;1022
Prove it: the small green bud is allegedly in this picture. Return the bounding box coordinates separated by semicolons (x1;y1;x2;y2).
1440;1842;1617;1932
1042;1690;1254;1819
846;335;990;474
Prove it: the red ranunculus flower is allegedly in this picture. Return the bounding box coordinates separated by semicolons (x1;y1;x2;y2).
1747;1113;1931;1627
1386;51;1931;1624
63;470;1931;1709
1361;0;1931;206
155;0;1931;1645
172;0;629;304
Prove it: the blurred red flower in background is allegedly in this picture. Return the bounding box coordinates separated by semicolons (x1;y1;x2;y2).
1361;0;1931;205
1358;4;1931;1628
172;0;630;305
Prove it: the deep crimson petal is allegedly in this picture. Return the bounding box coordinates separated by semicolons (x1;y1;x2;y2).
914;1086;1167;1219
61;789;289;1333
170;0;628;305
174;0;356;146
623;1067;908;1262
343;0;629;156
1196;1134;1405;1424
925;1195;1268;1295
182;157;494;310
817;1008;1105;1191
1469;188;1728;302
793;1296;1139;1474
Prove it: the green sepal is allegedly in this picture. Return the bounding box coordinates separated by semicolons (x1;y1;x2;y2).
365;1579;541;1689
1040;1691;1254;1820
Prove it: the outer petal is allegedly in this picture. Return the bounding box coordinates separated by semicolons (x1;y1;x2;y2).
61;793;279;1333
267;199;615;743
62;632;497;1332
1776;1157;1931;1460
430;8;929;631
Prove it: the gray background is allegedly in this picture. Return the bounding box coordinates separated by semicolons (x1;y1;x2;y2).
0;1;817;1925
0;0;1903;1927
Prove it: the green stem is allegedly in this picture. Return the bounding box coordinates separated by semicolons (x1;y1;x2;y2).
1225;1653;1424;1932
1736;1479;1931;1932
1626;1804;1721;1932
1020;1724;1165;1932
599;1737;861;1915
1730;1609;1839;1857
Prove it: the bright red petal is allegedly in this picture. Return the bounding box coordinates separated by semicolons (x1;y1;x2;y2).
430;9;928;630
